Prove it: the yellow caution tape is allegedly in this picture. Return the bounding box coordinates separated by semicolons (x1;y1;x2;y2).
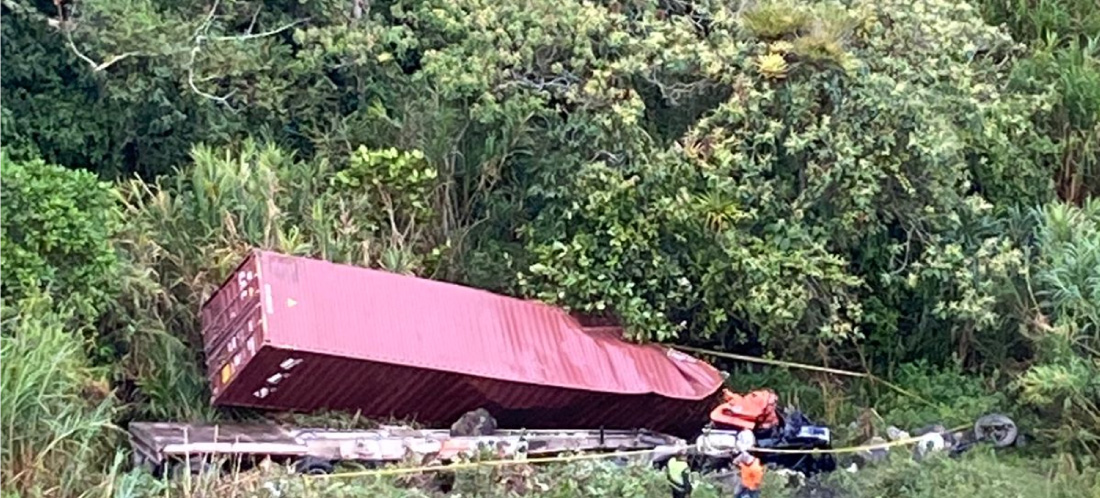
309;449;660;479
750;423;973;455
312;425;973;479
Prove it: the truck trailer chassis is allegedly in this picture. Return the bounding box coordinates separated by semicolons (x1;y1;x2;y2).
128;421;685;477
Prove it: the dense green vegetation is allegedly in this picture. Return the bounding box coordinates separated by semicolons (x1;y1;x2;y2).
1;0;1097;496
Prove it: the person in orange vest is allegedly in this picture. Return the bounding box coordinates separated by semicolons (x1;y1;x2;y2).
732;430;764;498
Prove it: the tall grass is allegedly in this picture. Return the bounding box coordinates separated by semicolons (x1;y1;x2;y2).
978;0;1100;205
978;0;1100;42
0;296;118;497
90;459;728;498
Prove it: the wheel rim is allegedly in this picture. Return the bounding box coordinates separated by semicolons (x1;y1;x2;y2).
974;414;1017;447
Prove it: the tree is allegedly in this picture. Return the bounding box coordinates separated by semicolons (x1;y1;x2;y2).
515;0;1038;364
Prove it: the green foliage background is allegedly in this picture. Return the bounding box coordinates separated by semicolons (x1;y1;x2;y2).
0;0;1098;495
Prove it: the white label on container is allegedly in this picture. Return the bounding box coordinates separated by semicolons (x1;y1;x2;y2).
280;358;303;370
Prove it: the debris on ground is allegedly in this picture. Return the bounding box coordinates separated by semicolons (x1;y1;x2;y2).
851;436;889;468
913;432;947;461
450;408;498;437
699;388;836;475
886;426;910;441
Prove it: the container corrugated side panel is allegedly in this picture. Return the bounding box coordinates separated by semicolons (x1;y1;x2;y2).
201;252;268;401
215;347;716;436
254;250;722;400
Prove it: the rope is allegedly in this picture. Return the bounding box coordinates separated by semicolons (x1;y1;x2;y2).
668;345;937;408
671;345;871;378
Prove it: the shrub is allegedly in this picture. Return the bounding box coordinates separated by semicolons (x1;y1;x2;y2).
517;0;1045;364
1008;39;1100;204
873;361;1010;429
743;1;813;39
977;0;1100;42
1013;200;1100;460
0;149;121;320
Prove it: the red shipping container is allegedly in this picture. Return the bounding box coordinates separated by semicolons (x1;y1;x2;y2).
201;250;723;435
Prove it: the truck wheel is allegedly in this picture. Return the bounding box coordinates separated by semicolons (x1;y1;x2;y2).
295;456;334;475
974;414;1017;448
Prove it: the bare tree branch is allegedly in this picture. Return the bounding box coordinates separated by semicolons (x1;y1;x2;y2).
352;0;367;21
95;51;143;71
32;0;304;99
495;72;582;93
641;67;713;106
206;19;306;42
38;0;145;72
65;31;99;67
187;45;236;106
184;0;306;106
246;4;262;34
186;0;237;106
192;0;221;41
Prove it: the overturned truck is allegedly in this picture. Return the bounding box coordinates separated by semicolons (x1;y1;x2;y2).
134;249;735;475
131;250;1018;479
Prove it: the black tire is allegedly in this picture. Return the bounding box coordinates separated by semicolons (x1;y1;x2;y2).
974;414;1017;448
295;456;335;475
